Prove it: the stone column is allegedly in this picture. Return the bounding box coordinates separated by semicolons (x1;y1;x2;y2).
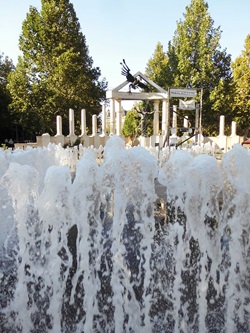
184;116;189;128
81;109;87;136
92;114;101;148
78;109;90;147
116;100;122;136
92;114;97;136
153;100;160;135
69;108;75;136
162;99;171;147
55;115;64;145
161;100;168;135
110;99;115;135
67;108;77;145
102;103;106;136
194;103;200;143
231;121;236;136
56;115;62;136
219;115;225;136
217;115;227;151
228;120;239;151
172;105;177;136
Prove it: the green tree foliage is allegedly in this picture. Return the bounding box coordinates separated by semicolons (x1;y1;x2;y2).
8;0;107;138
122;109;140;140
145;42;171;90
122;102;154;141
145;0;233;135
0;53;15;144
231;34;250;135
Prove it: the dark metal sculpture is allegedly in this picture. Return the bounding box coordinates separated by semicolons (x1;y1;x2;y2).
120;59;149;93
135;102;154;137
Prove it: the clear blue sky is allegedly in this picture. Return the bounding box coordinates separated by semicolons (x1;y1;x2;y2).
0;0;250;90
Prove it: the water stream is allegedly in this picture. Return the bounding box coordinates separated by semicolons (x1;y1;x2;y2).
0;136;249;332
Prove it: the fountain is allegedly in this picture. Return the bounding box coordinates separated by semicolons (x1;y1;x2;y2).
0;136;249;333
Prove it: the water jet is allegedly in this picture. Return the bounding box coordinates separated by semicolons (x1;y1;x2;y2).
0;136;249;332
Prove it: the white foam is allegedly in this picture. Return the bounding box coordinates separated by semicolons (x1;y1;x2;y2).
0;140;249;332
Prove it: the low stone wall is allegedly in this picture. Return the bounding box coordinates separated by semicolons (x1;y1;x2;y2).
206;135;244;152
14;133;245;152
13;112;245;152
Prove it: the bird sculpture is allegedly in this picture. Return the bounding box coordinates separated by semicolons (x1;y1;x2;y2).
120;59;149;93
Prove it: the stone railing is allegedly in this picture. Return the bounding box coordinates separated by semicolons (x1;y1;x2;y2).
14;109;244;153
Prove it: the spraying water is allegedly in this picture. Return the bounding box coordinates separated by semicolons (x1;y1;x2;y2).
0;136;249;333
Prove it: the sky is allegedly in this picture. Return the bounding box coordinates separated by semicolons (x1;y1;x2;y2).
0;0;250;91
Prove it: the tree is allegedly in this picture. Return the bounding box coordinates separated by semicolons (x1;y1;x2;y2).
0;53;15;144
146;0;233;135
8;0;107;138
231;34;250;136
122;109;140;143
145;42;171;90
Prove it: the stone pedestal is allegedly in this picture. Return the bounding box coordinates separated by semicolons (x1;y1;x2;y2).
66;134;77;146
54;135;65;146
140;136;149;148
78;134;89;147
41;133;51;147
